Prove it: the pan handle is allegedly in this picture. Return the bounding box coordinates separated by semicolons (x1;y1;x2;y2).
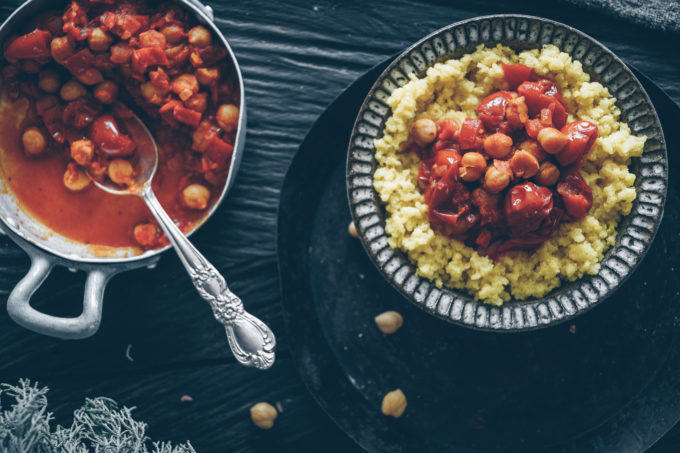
183;0;214;21
6;250;115;339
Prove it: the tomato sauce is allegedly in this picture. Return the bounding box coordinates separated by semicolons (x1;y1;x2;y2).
0;97;217;248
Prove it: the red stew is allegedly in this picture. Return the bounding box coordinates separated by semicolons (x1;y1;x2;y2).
1;0;239;250
410;63;598;259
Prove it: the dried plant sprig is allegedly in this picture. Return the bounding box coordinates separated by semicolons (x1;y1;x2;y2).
0;380;194;453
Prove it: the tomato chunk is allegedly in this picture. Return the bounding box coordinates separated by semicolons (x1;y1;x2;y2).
4;29;52;60
477;91;512;130
62;98;101;129
205;136;233;166
502;63;534;89
430;205;478;236
556;169;593;219
131;47;169;73
556;120;598;166
173;104;202;127
504;182;553;236
90;114;136;157
458;118;484;150
517;79;567;128
62;48;95;75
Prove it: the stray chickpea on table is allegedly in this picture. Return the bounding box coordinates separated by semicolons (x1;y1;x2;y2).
375;311;403;334
381;389;407;418
250;402;278;429
348;220;359;238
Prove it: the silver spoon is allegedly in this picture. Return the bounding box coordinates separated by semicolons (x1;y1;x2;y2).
89;114;275;370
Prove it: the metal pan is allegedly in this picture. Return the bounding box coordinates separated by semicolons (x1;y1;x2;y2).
0;0;246;339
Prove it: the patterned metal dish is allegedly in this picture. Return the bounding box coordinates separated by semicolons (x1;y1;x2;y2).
346;14;668;331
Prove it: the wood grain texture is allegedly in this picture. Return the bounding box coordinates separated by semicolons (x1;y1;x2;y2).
0;0;678;451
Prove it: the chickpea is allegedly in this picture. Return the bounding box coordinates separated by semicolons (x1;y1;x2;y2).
483;133;513;159
484;160;512;194
93;80;118;104
187;25;212;48
459;152;487;182
139;29;167;48
140;81;168;105
348;220;358;238
185;92;207;112
50;36;74;63
75;68;103;86
534;161;560;186
411;118;437;146
88;161;107;179
509;150;540;179
160;24;185;45
537;127;568;154
70;139;94;166
38;70;61;93
88;27;114;52
165;44;187;61
171;74;199;101
35;95;58;113
518;139;547;163
250;402;277;430
381;389;407;418
60;79;87;101
110;42;133;64
195;67;219;86
374;311;403;334
133;223;158;247
22;60;41;73
180;184;211;210
22;127;47;156
107;159;135;186
63;163;91;191
216;104;239;132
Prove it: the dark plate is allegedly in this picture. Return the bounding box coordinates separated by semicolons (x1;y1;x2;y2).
346;16;669;330
277;57;680;452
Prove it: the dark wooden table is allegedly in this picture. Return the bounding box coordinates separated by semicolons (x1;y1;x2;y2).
0;1;679;452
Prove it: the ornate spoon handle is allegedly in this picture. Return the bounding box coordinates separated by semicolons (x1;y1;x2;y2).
142;187;275;369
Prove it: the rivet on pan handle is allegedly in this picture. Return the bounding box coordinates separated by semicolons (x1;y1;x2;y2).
6;249;116;339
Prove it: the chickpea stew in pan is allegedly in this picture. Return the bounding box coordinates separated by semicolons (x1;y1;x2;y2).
373;44;646;305
0;0;240;250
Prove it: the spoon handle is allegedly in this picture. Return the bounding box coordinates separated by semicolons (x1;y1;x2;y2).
142;188;275;370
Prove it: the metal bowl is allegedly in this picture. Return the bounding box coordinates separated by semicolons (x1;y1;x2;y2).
346;15;668;331
0;0;246;338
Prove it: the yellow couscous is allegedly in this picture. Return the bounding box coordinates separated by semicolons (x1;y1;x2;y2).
373;44;645;305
